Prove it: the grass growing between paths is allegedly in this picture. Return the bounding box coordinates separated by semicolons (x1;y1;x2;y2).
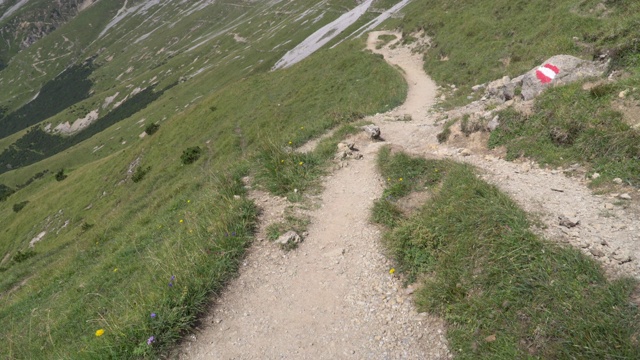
392;0;640;107
489;79;640;187
373;147;640;358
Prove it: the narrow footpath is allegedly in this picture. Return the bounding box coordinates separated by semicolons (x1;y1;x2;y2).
175;32;450;359
175;29;640;359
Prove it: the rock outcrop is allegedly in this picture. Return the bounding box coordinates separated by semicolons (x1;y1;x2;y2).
483;55;608;102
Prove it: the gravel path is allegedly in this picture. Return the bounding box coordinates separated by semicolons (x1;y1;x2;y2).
174;32;450;359
175;29;639;360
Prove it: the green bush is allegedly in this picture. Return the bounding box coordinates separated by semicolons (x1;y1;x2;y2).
180;146;202;165
145;123;160;135
132;166;151;183
12;200;29;212
12;249;36;263
55;168;67;181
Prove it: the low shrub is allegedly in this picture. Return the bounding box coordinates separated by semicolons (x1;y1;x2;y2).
145;123;160;135
12;201;29;213
132;166;151;183
55;168;67;181
181;146;202;165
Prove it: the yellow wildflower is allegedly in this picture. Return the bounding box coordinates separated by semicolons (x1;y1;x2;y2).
389;268;395;274
300;126;304;130
288;141;292;145
281;160;284;163
179;219;184;224
299;161;303;166
113;268;118;272
95;329;105;337
398;178;403;182
187;200;191;203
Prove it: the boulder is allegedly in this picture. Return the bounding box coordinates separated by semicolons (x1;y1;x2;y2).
484;55;607;102
520;55;606;100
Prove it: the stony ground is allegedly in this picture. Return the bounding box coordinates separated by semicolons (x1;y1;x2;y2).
173;30;639;359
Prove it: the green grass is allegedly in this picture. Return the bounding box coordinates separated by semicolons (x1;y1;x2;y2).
373;148;640;358
488;80;640;186
388;0;640;107
0;32;406;358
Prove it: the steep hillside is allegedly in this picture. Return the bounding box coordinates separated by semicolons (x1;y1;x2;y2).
0;0;409;358
1;0;638;358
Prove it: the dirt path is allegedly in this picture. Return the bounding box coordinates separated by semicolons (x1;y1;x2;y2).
174;32;450;359
363;33;640;280
175;29;639;360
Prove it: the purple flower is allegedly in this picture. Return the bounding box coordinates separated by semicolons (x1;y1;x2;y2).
231;231;236;237
147;336;155;345
150;313;156;319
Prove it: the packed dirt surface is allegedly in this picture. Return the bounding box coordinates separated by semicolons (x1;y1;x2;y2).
174;31;449;360
175;30;639;359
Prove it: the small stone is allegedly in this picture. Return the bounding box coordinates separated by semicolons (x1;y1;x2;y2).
472;84;485;92
619;90;629;99
618;193;631;200
558;216;580;228
590;248;605;257
403;114;412;121
591;172;601;180
613;178;623;184
362;124;381;140
604;203;615;210
484;334;497;342
487;115;500;131
459;148;472;156
275;231;302;247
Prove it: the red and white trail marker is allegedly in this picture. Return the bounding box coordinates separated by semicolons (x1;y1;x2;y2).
536;63;560;84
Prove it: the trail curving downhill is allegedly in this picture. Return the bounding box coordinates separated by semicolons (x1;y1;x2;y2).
175;28;640;360
175;32;450;360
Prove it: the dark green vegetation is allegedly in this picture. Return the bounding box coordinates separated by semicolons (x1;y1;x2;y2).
0;83;172;175
394;0;640;106
0;61;94;139
373;148;640;358
489;81;640;186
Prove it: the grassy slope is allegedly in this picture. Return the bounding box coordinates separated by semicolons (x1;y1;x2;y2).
373;148;639;358
0;37;406;358
391;0;640;106
388;0;640;186
0;0;386;187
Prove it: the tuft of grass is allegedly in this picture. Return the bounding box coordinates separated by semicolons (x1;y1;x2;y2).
488;81;640;186
374;149;640;358
255;142;325;201
436;117;459;144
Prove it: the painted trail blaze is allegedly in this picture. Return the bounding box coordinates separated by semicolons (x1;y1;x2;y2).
536;63;560;84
